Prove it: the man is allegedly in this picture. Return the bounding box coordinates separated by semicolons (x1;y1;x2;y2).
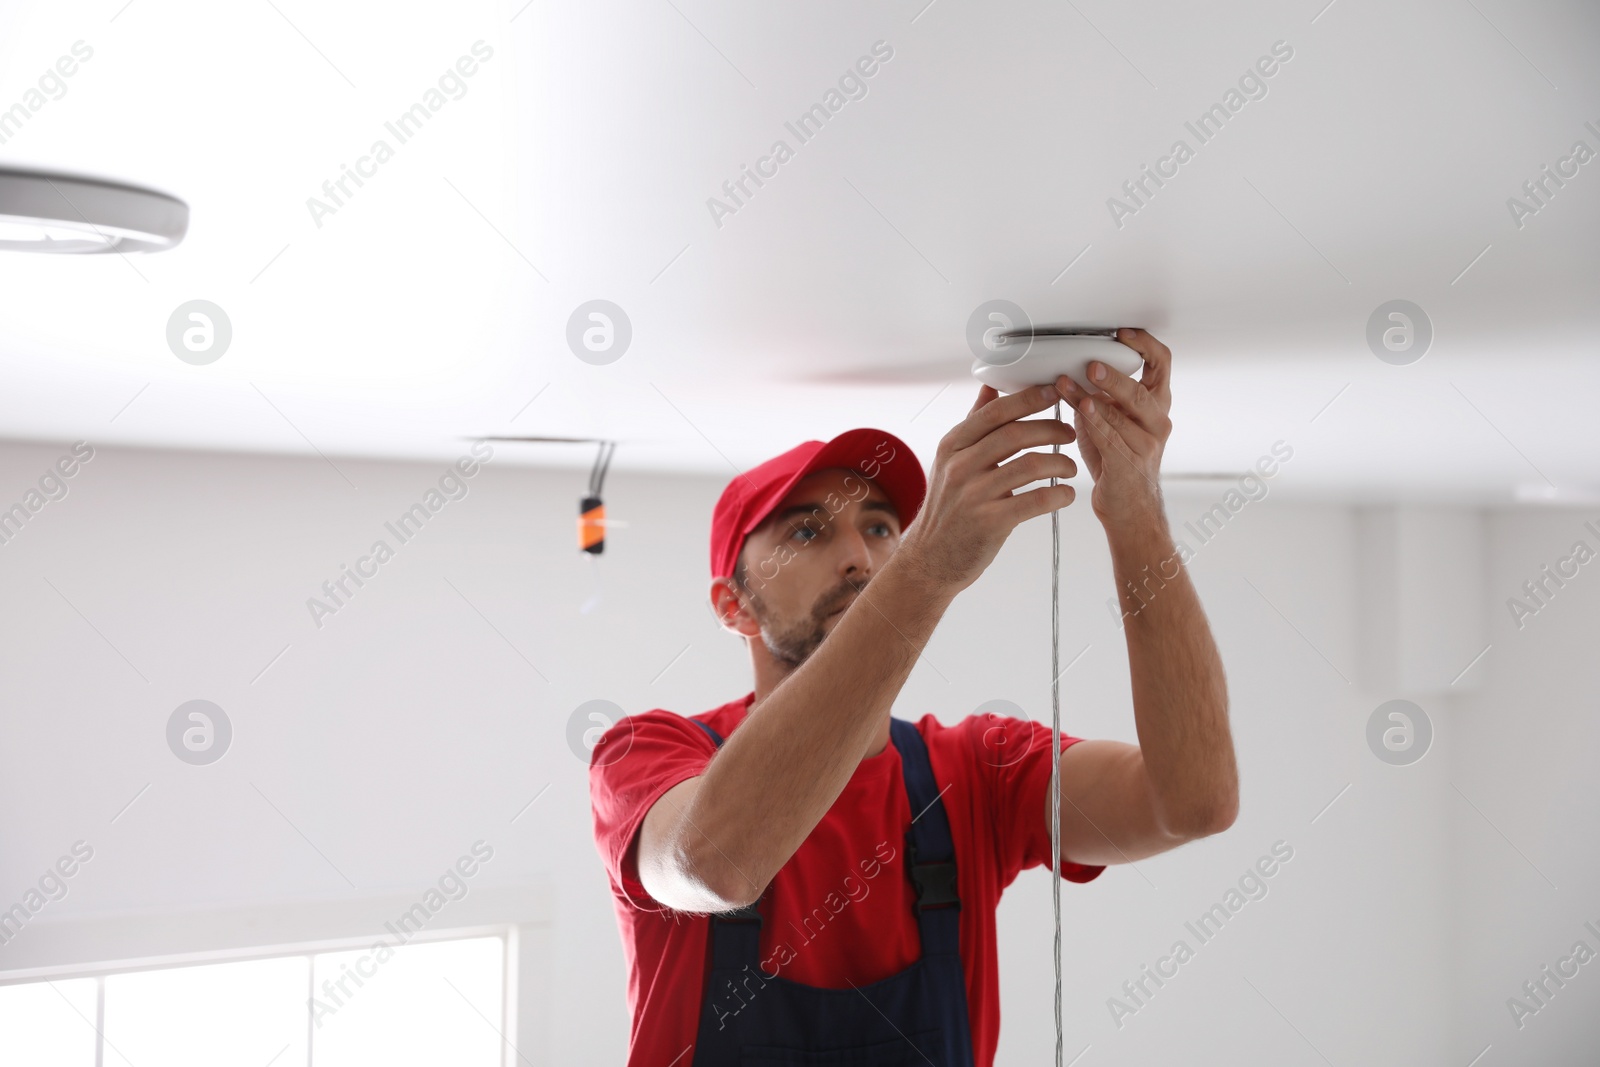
590;329;1238;1066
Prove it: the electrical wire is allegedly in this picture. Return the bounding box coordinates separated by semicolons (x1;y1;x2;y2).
1050;398;1064;1067
588;440;616;498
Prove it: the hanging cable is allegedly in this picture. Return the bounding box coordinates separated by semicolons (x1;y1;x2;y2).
588;439;616;499
1050;398;1064;1067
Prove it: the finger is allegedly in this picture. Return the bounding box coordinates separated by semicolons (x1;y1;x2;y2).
1049;375;1088;409
970;384;999;415
1073;411;1103;480
1114;328;1172;410
969;414;1076;468
945;383;1060;454
1001;481;1076;524
1075;394;1164;498
1072;400;1102;465
982;450;1079;495
1079;363;1169;438
1076;392;1156;458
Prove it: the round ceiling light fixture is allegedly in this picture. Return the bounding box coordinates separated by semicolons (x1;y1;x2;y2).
970;327;1144;393
0;168;187;254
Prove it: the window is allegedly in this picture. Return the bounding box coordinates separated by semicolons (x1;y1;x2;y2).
0;935;505;1067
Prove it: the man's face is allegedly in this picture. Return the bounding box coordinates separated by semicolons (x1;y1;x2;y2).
723;467;903;668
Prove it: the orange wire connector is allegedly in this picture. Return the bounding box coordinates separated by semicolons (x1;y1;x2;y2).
579;495;605;555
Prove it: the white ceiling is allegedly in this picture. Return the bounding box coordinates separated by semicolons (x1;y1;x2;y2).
0;0;1595;503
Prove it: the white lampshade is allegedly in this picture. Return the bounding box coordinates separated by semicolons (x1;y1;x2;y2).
0;168;187;254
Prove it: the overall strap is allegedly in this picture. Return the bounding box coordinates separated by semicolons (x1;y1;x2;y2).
889;718;961;916
889;719;970;1056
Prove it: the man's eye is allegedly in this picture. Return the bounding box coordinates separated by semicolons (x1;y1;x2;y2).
871;523;893;537
792;527;818;542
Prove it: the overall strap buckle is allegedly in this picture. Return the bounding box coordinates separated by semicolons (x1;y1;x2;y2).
907;838;961;910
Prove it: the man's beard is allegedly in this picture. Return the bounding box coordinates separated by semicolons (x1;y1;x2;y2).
748;578;865;669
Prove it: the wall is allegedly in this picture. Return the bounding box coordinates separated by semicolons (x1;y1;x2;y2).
1447;509;1600;1067
0;438;1593;1063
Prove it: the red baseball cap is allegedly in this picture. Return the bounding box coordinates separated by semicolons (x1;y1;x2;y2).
709;428;926;580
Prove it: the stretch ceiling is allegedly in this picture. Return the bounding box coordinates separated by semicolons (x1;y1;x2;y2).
0;0;1595;503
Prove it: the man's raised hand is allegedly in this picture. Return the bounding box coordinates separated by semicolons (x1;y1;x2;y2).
899;383;1077;594
1053;327;1173;533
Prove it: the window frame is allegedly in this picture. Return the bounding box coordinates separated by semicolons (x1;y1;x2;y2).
0;924;519;1067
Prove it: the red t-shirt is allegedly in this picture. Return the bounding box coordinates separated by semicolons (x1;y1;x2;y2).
589;692;1105;1066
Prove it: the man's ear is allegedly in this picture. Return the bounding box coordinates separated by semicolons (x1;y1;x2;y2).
709;577;762;638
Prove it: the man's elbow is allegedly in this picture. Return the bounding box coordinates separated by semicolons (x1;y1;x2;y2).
699;868;763;912
1200;791;1240;836
639;837;757;914
685;843;765;912
1160;790;1239;842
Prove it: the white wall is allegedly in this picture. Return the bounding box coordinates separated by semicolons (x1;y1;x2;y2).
1448;510;1600;1067
0;438;1594;1064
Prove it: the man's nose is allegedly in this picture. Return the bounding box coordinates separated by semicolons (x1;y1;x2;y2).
837;524;873;577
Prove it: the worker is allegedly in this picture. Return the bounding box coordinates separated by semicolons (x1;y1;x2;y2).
589;329;1239;1065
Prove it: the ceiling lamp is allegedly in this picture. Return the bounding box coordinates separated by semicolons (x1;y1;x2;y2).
971;327;1143;393
0;168;187;254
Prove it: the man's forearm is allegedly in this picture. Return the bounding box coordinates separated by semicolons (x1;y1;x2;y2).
688;546;955;901
1107;513;1237;836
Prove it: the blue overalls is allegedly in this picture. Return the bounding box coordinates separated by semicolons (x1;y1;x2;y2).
688;717;977;1066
